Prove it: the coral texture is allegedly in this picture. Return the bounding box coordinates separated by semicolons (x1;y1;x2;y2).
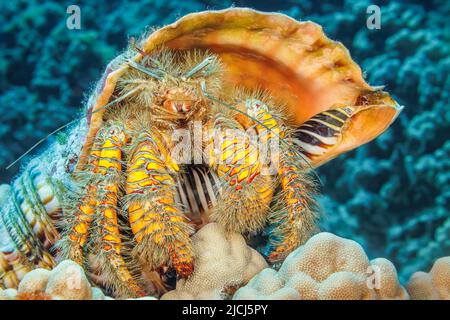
233;232;409;300
1;260;93;300
161;223;268;300
407;257;450;300
0;259;160;300
3;231;449;300
3;260;93;300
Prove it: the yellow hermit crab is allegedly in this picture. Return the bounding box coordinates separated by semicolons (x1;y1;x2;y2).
0;8;401;298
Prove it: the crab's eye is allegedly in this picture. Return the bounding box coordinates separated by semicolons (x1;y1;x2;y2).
171;101;192;113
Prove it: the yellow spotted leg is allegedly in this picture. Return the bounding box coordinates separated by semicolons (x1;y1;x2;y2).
205;113;274;234
66;134;102;264
125;130;194;278
92;125;144;296
245;99;317;262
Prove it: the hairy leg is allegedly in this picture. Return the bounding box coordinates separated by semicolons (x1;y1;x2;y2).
63;133;103;264
64;123;143;297
89;123;144;297
205;113;274;234
245;99;318;262
125;130;194;278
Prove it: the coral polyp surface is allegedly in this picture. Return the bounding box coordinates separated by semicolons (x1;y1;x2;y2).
407;257;450;300
233;232;409;300
161;223;267;300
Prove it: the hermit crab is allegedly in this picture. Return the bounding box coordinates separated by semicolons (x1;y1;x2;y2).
0;8;401;298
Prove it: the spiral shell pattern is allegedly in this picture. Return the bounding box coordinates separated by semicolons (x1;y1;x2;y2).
0;160;63;288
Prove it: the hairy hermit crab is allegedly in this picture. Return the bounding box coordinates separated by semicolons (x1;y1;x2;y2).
0;8;401;298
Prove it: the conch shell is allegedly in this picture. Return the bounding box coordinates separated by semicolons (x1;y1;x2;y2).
79;8;401;169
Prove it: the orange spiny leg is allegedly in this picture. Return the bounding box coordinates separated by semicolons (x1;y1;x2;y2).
65;134;103;264
266;157;317;262
90;124;144;297
67;186;97;264
245;99;317;262
206;115;273;234
125;130;194;278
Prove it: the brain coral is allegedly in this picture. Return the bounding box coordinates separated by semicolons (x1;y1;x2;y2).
233;232;409;300
161;223;268;300
407;257;450;300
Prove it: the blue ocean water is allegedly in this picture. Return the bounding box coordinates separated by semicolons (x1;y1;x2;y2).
0;0;448;280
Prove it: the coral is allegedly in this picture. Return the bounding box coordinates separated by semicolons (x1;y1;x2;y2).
161;223;268;300
1;260;94;300
1;259;159;300
45;260;92;300
3;230;448;300
233;232;409;300
407;257;450;300
17;268;51;295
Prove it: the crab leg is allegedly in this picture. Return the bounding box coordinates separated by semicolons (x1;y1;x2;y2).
65;136;102;264
205;115;273;234
263;107;356;259
244;99;317;262
266;108;358;260
91;125;144;296
266;155;317;262
65;124;143;296
125;131;194;278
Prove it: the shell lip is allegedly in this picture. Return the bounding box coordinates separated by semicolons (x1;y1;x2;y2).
76;8;402;171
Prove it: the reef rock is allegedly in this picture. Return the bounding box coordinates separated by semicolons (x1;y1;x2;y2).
233;232;409;300
161;223;268;300
4;230;449;300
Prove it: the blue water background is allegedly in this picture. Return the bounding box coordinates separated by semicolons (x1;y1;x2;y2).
0;0;449;280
